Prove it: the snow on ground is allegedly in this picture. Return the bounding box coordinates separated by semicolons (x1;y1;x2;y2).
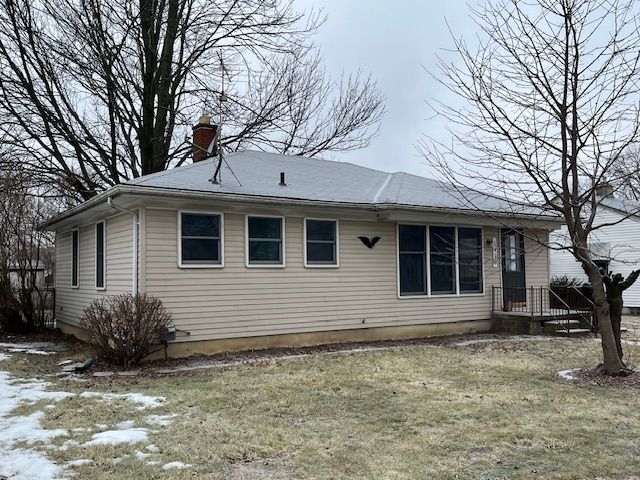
0;352;12;361
0;370;73;480
162;461;191;470
453;335;555;347
83;427;150;447
79;391;165;410
67;459;93;467
145;414;178;427
0;342;59;355
558;369;580;380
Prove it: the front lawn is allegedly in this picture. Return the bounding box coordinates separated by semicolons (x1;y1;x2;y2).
1;334;639;479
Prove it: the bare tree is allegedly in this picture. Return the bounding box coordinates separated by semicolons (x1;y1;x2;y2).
0;0;384;201
0;167;57;330
421;0;640;375
610;145;640;200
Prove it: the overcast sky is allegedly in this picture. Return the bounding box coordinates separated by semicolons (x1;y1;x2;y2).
295;0;474;177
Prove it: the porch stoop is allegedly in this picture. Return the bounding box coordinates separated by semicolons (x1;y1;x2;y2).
490;311;594;336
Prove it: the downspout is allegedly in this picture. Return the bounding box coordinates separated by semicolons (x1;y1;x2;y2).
107;197;139;295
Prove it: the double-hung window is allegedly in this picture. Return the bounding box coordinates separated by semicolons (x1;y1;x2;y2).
305;219;338;266
95;221;105;289
398;224;483;297
247;216;284;266
458;227;483;293
398;225;427;295
430;226;456;295
179;212;223;267
71;229;79;288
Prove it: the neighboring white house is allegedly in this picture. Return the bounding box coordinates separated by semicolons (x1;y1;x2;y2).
43;118;562;358
549;194;640;313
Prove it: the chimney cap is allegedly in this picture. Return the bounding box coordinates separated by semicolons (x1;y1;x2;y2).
595;180;614;198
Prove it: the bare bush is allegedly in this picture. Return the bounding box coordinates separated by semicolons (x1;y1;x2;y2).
80;293;172;366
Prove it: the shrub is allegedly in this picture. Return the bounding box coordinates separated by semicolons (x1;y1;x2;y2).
80;293;172;366
0;306;30;334
550;275;584;288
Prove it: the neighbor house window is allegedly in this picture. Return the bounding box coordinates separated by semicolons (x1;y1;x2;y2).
71;229;79;288
247;216;284;266
430;226;456;294
305;219;338;266
398;224;484;297
179;212;223;266
95;221;105;289
398;224;427;295
458;227;483;293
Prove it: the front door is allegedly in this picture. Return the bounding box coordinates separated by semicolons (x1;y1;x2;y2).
501;229;526;304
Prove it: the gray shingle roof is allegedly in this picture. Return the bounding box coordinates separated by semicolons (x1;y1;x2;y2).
600;196;640;217
126;150;545;216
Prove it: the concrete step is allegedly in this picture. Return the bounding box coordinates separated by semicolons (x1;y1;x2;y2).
543;319;581;334
551;328;592;337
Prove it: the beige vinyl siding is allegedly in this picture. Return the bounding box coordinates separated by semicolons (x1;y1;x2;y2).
524;229;550;289
55;214;134;325
144;208;514;342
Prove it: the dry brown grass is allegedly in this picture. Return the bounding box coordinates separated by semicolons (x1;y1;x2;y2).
2;334;640;479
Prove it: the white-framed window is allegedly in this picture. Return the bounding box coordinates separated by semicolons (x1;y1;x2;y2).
246;215;285;267
178;211;224;267
304;218;338;267
398;224;484;297
71;229;79;288
95;221;106;289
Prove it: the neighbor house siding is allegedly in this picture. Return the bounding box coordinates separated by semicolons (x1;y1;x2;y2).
55;214;134;326
142;208;549;343
549;207;640;307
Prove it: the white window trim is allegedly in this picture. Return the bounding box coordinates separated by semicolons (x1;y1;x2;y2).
245;214;286;268
95;221;107;290
396;223;486;299
177;210;225;268
303;218;339;268
71;228;79;289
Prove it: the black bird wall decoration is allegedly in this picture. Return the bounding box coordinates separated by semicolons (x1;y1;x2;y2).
358;236;381;249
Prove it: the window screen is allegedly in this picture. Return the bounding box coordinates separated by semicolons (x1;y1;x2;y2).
71;229;79;287
248;216;283;265
398;224;427;295
180;213;221;265
306;220;337;265
430;226;456;294
458;227;483;293
96;222;105;288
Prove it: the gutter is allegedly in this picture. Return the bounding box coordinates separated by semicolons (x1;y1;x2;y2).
43;183;563;231
107;197;139;295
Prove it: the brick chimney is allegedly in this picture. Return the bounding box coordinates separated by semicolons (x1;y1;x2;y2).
192;115;218;162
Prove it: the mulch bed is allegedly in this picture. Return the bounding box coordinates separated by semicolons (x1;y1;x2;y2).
571;366;640;388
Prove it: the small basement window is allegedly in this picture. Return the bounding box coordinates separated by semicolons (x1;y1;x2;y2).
305;219;338;266
179;212;223;267
247;216;284;266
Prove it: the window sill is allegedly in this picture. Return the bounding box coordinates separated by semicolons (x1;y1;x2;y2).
178;263;224;269
246;263;285;269
398;292;486;299
304;263;339;269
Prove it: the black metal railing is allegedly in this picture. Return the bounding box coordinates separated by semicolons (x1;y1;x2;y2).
491;285;595;332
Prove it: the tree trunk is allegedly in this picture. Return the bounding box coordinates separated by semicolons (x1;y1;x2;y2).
584;267;626;374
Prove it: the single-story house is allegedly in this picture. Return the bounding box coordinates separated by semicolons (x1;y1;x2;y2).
549;188;640;313
44;118;561;358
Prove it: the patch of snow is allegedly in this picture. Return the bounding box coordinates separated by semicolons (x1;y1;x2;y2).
58;439;80;451
146;444;160;453
0;447;64;480
79;391;165;410
82;428;149;447
162;461;191;470
0;353;12;361
95;423;108;430
115;420;136;430
0;370;73;480
0;342;59;355
67;459;93;467
558;368;580;380
58;360;73;366
147;460;160;465
134;450;149;460
145;414;177;427
72;427;90;433
453;335;555;347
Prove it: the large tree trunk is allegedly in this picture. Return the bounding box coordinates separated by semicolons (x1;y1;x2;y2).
583;264;626;374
